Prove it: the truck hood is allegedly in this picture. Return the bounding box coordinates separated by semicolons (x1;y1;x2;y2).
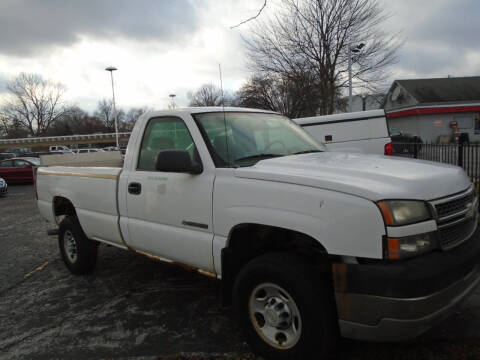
234;152;471;201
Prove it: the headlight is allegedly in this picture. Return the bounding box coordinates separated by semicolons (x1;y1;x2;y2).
377;200;432;226
386;232;437;259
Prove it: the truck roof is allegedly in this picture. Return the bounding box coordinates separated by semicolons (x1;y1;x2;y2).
143;107;279;118
294;109;386;125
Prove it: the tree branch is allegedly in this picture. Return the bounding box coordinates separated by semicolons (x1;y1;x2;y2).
231;0;267;29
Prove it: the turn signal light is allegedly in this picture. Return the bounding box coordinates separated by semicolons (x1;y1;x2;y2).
385;233;437;260
377;201;395;225
387;238;400;259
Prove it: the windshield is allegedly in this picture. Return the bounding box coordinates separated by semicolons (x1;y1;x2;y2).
194;112;326;167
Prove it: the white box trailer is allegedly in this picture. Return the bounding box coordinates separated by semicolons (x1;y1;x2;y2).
294;109;392;155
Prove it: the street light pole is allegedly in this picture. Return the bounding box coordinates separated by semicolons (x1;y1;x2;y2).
169;94;176;109
105;66;119;150
348;43;365;113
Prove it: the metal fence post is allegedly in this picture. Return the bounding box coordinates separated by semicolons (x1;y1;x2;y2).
413;136;418;159
458;140;464;167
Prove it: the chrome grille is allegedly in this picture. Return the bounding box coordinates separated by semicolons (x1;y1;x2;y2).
435;192;474;220
431;187;478;250
439;216;477;250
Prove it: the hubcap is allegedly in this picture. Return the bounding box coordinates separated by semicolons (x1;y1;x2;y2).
248;283;302;349
64;230;78;263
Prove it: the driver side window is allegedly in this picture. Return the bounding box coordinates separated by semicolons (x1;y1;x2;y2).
137;117;197;171
15;160;28;167
0;160;13;167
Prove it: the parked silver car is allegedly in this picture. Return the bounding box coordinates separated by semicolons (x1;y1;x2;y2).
0;177;7;196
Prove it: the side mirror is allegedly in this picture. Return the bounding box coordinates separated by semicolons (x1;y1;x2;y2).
155;150;203;174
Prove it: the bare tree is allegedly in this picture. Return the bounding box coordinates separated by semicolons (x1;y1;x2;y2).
1;73;68;136
48;106;107;136
245;0;401;114
94;99;125;132
122;107;152;131
0;114;8;138
0;113;28;138
94;99;114;131
237;73;321;118
188;84;224;107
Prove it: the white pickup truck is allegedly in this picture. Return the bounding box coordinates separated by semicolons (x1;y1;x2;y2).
36;107;480;359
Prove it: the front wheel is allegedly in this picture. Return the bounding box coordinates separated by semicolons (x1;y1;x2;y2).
58;216;98;275
233;253;338;359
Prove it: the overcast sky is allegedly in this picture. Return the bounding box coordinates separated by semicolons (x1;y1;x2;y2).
0;0;478;113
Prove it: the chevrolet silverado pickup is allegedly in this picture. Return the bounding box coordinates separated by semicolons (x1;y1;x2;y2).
36;107;480;359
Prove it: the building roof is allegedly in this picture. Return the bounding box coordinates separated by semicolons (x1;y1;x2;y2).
396;76;480;105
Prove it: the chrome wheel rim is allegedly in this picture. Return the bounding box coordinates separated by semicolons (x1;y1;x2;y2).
248;283;302;349
64;230;78;263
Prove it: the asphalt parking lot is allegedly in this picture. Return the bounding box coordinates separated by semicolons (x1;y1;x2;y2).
1;185;480;360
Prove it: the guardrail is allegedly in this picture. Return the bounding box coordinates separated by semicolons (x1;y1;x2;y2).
0;132;132;150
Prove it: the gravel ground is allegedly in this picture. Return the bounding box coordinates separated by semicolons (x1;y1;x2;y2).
1;185;480;359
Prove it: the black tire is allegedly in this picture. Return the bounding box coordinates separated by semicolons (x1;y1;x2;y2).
58;216;98;275
233;252;338;360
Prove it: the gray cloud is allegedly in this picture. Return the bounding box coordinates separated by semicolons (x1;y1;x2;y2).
412;0;480;50
391;0;480;79
396;46;460;78
0;0;205;56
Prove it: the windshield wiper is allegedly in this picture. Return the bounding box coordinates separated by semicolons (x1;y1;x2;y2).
292;150;323;155
234;153;283;162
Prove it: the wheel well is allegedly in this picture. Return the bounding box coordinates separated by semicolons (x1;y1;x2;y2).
53;196;76;218
221;224;330;306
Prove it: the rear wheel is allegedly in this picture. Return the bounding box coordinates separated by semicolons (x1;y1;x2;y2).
233;252;338;359
58;216;97;275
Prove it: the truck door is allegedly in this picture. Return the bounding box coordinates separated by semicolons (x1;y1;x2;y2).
124;116;215;273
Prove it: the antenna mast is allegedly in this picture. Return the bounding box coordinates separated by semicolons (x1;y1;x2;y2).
219;63;230;166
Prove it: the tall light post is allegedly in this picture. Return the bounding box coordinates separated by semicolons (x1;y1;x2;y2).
105;66;119;149
169;94;176;109
348;43;365;112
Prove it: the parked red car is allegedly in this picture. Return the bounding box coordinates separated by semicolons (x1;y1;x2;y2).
0;157;40;184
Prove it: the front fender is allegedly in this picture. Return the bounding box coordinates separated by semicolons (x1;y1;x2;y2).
213;175;386;259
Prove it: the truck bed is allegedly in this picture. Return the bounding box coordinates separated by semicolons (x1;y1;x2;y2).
36;165;125;248
40;151;123;167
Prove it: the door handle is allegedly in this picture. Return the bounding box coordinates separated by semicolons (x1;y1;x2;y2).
128;182;142;195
